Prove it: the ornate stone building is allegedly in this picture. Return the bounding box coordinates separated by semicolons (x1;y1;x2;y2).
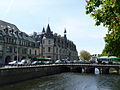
0;20;78;64
0;20;39;64
32;24;78;61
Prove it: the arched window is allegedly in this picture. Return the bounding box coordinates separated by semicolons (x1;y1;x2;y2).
48;47;51;52
29;49;31;55
35;50;37;55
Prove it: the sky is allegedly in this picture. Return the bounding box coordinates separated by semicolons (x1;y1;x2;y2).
0;0;107;54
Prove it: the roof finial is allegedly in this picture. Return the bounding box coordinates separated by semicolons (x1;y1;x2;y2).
64;28;67;33
48;17;50;24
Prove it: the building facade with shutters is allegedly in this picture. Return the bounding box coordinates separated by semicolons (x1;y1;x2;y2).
0;20;40;64
32;24;78;61
0;20;78;64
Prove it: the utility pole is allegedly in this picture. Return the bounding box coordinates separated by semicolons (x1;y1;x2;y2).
16;37;19;66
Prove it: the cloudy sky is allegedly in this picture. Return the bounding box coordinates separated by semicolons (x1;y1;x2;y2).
0;0;107;54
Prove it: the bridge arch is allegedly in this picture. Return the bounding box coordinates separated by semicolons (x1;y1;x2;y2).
109;67;119;74
95;68;100;74
84;67;95;74
73;67;82;73
62;66;71;72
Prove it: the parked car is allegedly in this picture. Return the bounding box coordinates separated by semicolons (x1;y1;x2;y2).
55;59;67;64
18;60;27;66
8;60;17;66
31;61;38;65
78;59;84;64
31;61;42;65
65;60;71;64
43;61;53;64
55;60;62;64
84;60;91;64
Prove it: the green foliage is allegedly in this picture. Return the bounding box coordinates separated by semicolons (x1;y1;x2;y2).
101;47;108;56
80;50;91;60
85;0;120;57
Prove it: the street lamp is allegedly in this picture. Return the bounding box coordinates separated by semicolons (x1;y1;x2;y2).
16;36;19;66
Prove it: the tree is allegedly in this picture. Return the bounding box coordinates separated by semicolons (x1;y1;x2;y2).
85;0;120;57
80;50;91;60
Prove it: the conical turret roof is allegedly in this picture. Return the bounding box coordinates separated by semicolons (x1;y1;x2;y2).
42;27;45;33
46;24;51;34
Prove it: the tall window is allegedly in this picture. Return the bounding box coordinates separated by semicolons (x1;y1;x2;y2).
48;47;51;52
7;46;13;53
14;47;17;53
43;47;45;52
0;33;3;40
35;50;37;55
56;48;58;53
18;48;21;54
0;44;3;57
29;49;31;55
22;48;27;54
0;45;2;51
48;40;51;44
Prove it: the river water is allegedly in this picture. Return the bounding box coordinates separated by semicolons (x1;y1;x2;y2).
0;72;120;90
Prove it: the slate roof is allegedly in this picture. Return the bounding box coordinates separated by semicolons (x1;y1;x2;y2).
0;20;36;42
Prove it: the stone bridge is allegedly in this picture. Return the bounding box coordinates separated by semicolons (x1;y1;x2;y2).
61;64;120;74
0;64;120;86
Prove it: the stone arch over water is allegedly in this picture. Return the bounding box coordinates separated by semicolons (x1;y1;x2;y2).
109;67;119;74
74;67;82;73
95;68;100;74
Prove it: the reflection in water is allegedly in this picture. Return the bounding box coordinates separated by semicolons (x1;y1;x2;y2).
95;68;99;74
0;72;120;90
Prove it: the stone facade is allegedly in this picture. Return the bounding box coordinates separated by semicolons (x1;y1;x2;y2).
0;20;78;64
32;24;78;61
0;20;39;64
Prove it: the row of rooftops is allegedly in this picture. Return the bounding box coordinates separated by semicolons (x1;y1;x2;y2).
0;20;77;49
32;27;75;47
0;20;36;42
33;25;76;50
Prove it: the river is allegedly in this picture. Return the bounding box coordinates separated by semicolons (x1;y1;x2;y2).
0;71;120;90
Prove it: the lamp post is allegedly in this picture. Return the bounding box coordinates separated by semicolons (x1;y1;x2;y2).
53;44;54;62
16;37;19;66
40;41;43;57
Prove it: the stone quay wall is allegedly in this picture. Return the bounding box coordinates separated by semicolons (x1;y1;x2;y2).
0;65;64;86
1;64;120;86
